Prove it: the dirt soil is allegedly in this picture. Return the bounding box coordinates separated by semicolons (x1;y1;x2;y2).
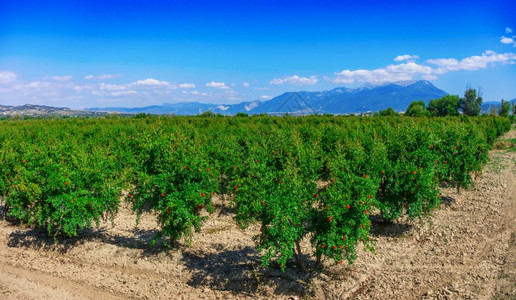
1;129;515;300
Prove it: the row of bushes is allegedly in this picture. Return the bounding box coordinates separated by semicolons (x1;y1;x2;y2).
0;116;511;271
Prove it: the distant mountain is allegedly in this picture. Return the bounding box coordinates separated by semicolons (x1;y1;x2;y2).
88;102;215;115
0;104;107;117
5;88;510;118
481;101;501;114
87;80;449;115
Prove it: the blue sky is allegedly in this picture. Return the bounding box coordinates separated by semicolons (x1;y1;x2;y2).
0;0;515;108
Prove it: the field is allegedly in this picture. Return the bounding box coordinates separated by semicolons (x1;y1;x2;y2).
0;116;514;299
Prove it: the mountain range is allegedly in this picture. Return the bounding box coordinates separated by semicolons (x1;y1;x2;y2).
0;104;107;117
2;81;513;116
87;80;449;115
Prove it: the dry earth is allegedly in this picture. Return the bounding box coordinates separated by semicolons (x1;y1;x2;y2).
1;128;515;300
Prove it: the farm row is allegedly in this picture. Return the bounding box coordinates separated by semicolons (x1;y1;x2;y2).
0;116;511;271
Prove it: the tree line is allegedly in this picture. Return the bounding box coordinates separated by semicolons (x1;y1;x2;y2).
377;88;515;118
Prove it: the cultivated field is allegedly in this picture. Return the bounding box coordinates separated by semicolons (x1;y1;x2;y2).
0;118;514;299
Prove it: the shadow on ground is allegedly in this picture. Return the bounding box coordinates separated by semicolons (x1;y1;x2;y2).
6;224;166;255
369;214;413;238
183;245;312;297
440;195;456;206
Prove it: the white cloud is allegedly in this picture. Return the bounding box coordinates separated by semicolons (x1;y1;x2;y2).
87;79;194;93
181;90;199;95
269;75;318;86
0;74;203;107
506;27;513;34
133;78;170;86
422;74;438;80
99;74;121;79
269;78;284;85
178;83;196;88
0;77;76;106
0;71;17;84
333;50;516;84
52;76;72;81
261;95;272;100
28;81;52;88
108;90;137;96
73;85;90;92
393;54;419;62
152;89;173;95
99;83;127;91
84;74;121;80
427;50;516;72
245;101;259;111
334;62;432;84
206;81;230;89
500;36;516;47
332;77;354;84
242;82;250;87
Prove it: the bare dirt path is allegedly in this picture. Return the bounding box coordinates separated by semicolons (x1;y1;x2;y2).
0;129;515;299
0;261;124;300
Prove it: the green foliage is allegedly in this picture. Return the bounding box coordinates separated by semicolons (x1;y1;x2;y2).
134;113;151;118
459;88;482;116
428;95;460;116
499;99;510;117
377;125;439;220
377;107;398;116
405;100;429;117
0;115;510;272
0;121;124;238
200;111;214;117
129;133;219;245
105;113;120;119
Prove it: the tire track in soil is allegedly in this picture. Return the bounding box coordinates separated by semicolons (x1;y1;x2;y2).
0;261;124;300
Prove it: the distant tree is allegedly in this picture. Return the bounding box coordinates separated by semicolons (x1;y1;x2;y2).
200;111;214;117
235;112;248;117
252;113;268;118
105;113;119;119
134;113;150;118
499;99;510;117
428;95;460;116
489;106;498;116
459;88;482;116
377;107;398;116
405;100;428;117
